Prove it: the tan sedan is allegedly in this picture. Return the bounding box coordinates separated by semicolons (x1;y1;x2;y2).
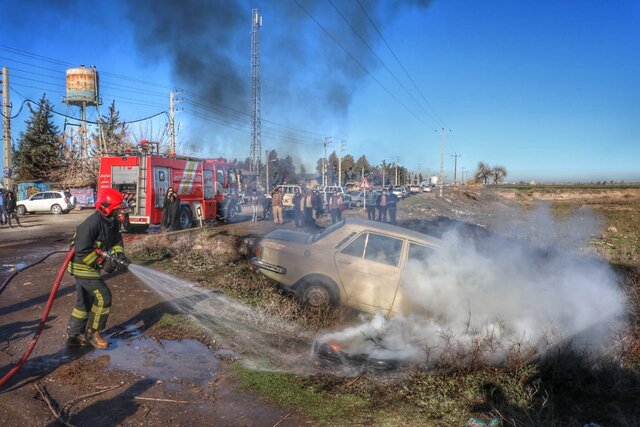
252;217;441;314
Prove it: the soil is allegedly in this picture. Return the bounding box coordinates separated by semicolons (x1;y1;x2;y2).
1;188;638;426
0;210;310;427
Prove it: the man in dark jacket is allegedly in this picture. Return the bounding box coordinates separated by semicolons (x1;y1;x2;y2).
66;188;130;349
4;191;21;227
161;187;181;231
292;187;304;228
387;187;398;224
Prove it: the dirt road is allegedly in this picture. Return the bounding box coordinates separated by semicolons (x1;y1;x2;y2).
0;211;309;426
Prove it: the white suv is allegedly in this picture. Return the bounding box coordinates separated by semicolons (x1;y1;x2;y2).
16;191;75;215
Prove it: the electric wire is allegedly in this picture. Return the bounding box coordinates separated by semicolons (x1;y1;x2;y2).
293;0;431;128
326;0;439;128
356;0;447;128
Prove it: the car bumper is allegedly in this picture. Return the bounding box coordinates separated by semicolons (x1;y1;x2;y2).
251;257;287;275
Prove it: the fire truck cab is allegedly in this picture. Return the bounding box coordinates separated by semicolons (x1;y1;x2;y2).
98;142;240;232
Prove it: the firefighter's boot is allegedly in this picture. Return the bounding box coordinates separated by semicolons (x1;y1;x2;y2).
65;334;90;348
86;329;109;349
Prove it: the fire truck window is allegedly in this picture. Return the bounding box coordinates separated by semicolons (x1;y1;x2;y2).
217;170;225;186
228;169;237;184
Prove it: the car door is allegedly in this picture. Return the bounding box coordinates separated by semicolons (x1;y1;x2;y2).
334;232;405;312
29;192;46;211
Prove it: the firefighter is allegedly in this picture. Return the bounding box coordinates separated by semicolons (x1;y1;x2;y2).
66;188;130;349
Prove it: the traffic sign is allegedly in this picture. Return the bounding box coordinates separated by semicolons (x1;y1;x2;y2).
359;177;372;189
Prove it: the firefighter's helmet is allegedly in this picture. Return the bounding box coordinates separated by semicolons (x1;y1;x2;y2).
96;188;127;217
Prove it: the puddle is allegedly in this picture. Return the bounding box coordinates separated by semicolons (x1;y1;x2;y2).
91;337;223;384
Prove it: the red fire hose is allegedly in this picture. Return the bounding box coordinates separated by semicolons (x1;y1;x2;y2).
0;248;75;388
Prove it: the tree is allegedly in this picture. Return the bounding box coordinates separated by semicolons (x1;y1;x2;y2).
474;161;492;185
341;154;355;182
14;95;62;181
98;100;128;153
491;166;508;184
354;155;371;179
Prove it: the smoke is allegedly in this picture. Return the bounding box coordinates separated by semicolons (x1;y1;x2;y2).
320;210;627;368
125;0;434;136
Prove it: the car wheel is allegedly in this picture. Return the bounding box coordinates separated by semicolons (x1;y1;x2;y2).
51;204;63;215
16;205;27;216
356;201;362;208
178;206;193;229
299;279;338;309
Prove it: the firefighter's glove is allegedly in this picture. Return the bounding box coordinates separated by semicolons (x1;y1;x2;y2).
102;257;117;274
113;252;130;271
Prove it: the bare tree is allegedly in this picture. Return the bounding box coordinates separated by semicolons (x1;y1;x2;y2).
474;162;492;185
491;166;508;184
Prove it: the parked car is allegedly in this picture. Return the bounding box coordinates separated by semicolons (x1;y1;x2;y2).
409;184;421;194
16;190;75;215
392;186;407;199
348;190;365;207
319;186;352;209
252;217;442;314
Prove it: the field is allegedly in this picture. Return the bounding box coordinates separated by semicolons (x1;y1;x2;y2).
123;187;640;426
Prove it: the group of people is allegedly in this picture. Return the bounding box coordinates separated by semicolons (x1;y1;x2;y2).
0;190;21;227
365;187;398;225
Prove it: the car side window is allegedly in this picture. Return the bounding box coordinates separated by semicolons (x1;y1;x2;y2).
408;243;434;262
364;233;404;267
44;193;56;199
340;233;367;258
31;193;44;200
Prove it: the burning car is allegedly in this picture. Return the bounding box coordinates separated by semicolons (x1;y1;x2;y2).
252;217;442;314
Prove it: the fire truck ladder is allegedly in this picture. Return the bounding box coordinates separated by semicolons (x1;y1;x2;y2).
136;154;147;216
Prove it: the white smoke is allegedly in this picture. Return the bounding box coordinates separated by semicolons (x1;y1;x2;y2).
320;210;627;367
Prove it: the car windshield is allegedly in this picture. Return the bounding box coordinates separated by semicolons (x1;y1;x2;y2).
309;220;345;243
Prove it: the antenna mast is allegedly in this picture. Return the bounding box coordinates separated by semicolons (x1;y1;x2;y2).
250;8;263;187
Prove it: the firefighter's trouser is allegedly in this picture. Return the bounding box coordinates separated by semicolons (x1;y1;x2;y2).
67;277;112;335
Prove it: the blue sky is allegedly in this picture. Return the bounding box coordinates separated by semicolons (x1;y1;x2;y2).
2;0;639;182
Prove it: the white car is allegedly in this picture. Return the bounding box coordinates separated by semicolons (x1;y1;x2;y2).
16;190;75;215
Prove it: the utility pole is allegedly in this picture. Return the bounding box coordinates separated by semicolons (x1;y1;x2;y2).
394;156;400;186
461;166;466;185
451;153;461;185
323;136;331;187
265;149;270;193
381;161;386;188
338;140;346;188
1;67;11;190
169;89;182;156
439;128;445;197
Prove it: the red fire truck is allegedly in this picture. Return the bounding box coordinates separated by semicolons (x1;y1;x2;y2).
98;141;241;232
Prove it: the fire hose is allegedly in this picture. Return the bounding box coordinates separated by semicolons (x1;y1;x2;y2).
0;248;75;388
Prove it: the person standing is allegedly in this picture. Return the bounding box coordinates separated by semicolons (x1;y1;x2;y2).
272;188;283;224
161;187;181;231
0;191;7;225
292;187;304;228
250;190;259;222
262;191;272;220
387;186;398;225
365;190;377;221
313;189;324;220
303;189;316;228
4;191;21;227
376;188;388;222
66;188;130;349
328;190;344;224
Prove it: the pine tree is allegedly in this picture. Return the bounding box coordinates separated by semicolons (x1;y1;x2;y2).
14;95;61;181
97;100;128;153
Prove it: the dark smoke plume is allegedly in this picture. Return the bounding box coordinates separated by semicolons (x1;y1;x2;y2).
126;0;433;127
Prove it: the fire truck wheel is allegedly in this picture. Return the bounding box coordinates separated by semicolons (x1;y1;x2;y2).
179;206;193;229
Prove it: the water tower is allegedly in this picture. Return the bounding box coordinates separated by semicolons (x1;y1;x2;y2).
63;65;101;159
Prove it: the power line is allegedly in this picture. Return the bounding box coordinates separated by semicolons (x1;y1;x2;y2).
356;0;447;128
293;0;431;128
327;0;439;128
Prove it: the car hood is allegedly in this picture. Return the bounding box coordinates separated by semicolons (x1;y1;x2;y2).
265;229;310;244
